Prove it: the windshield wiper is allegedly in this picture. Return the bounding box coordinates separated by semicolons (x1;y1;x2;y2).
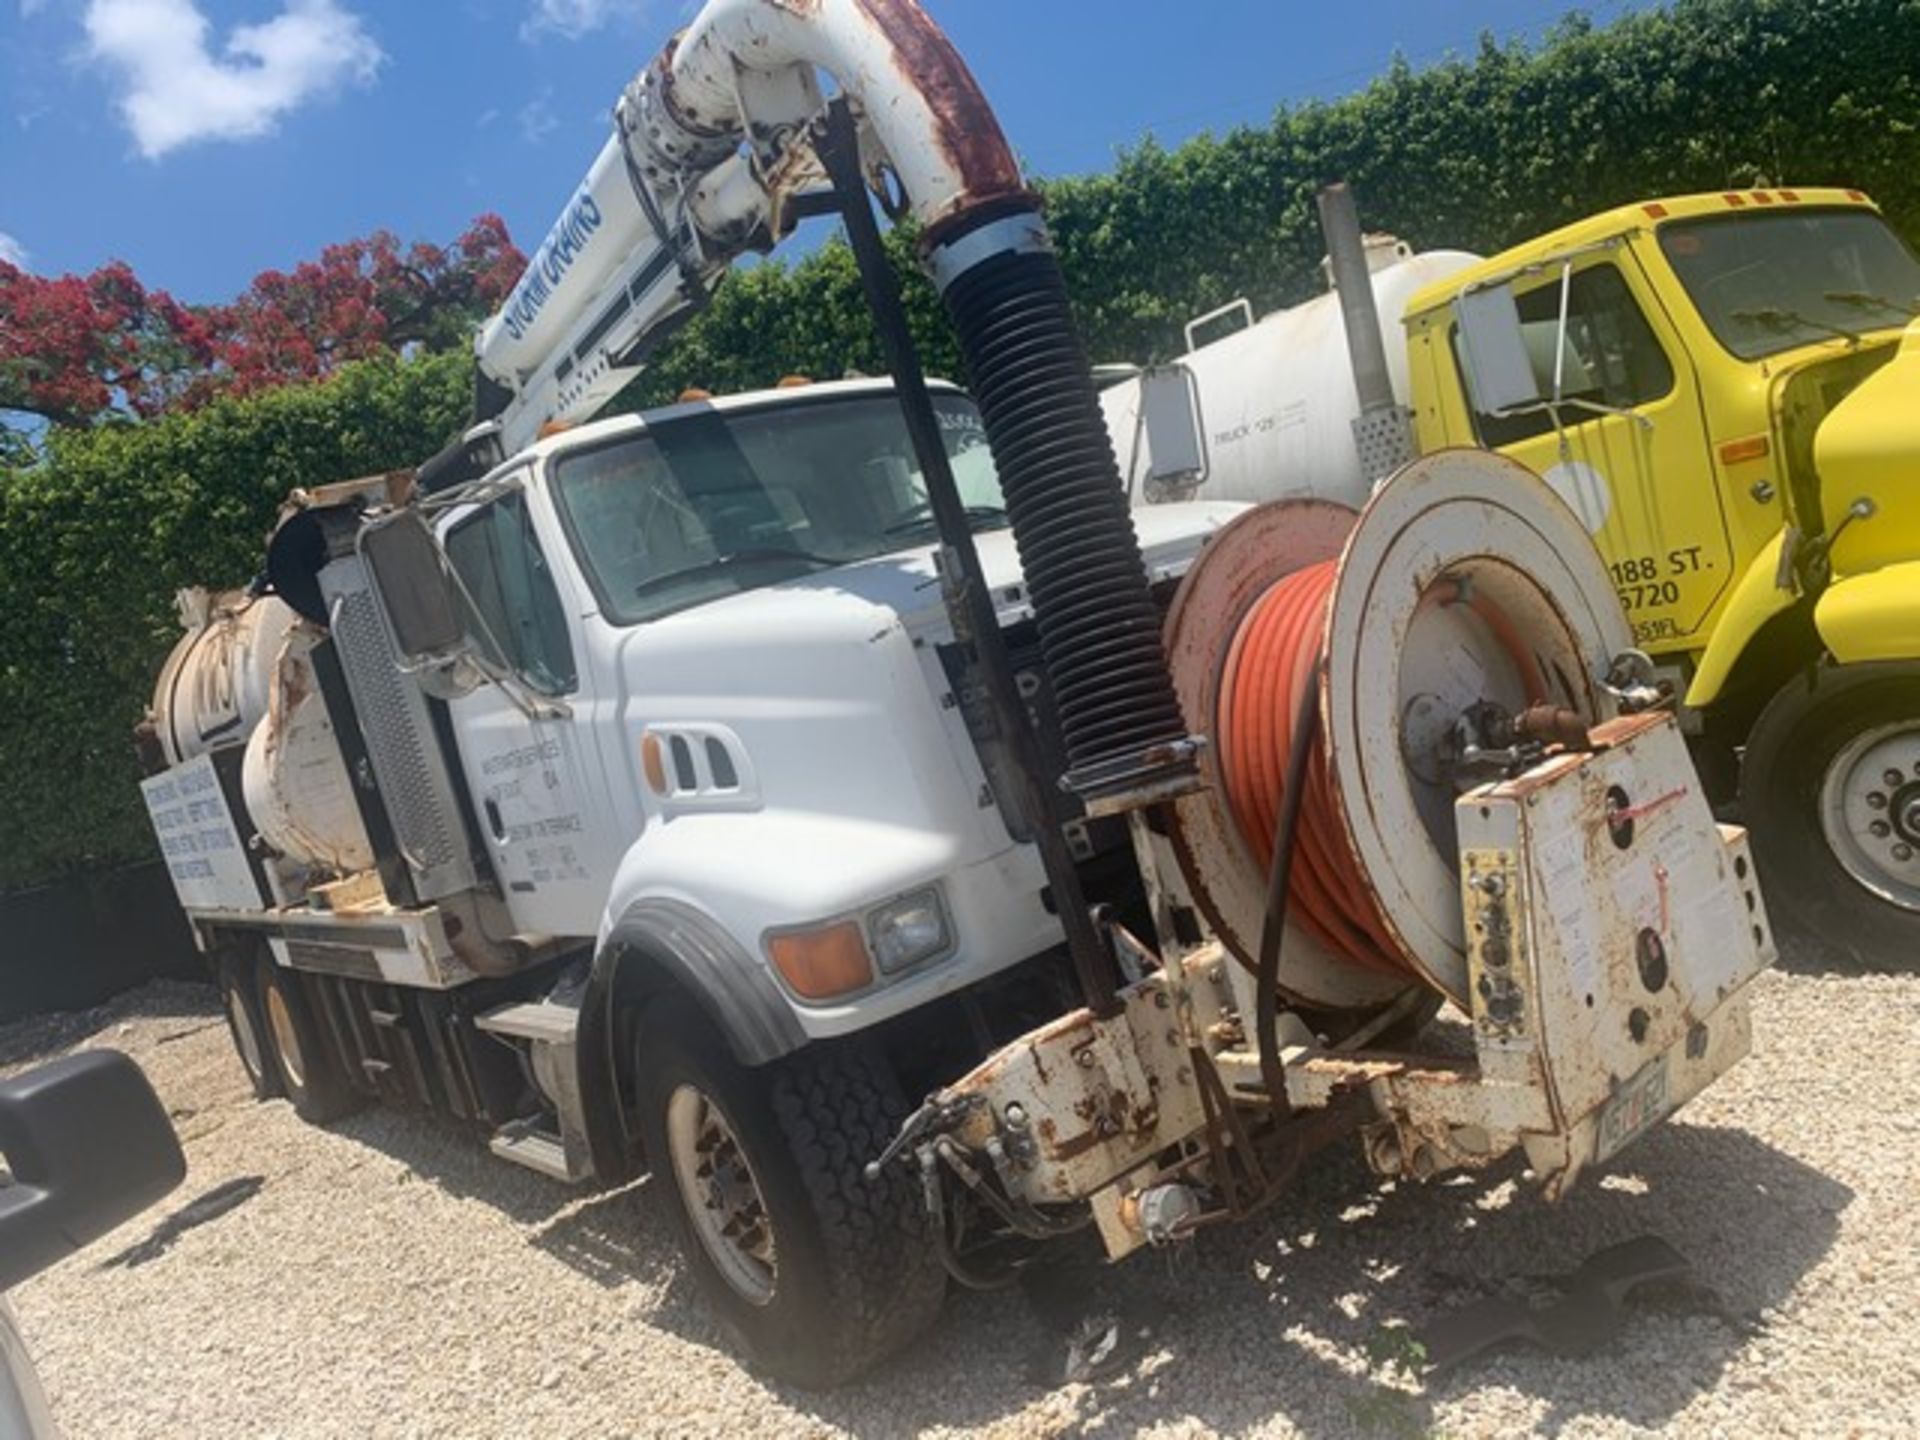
1731;304;1865;345
883;502;1009;536
633;547;843;598
1824;289;1919;319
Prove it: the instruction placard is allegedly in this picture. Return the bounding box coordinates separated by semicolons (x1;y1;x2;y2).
140;753;260;911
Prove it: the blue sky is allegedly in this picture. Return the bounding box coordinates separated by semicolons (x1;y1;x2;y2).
1;0;1643;303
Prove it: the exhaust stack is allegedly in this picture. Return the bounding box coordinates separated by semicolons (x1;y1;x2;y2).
1317;182;1418;484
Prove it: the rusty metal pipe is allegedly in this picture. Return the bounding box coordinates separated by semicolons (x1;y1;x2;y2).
656;0;1029;238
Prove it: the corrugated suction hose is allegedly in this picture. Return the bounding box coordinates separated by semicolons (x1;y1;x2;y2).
936;222;1191;802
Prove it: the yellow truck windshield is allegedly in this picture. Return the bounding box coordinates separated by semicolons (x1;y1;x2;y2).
1659;208;1920;360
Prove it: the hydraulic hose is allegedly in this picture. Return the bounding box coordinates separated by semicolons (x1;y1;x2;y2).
1254;646;1323;1118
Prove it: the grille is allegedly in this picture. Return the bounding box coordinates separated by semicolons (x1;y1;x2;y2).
322;556;476;902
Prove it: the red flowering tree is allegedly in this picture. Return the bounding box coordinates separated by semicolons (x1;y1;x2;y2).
0;262;215;426
0;215;523;430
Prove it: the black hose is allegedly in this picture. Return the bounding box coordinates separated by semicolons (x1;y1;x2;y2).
936;224;1191;804
1255;652;1324;1119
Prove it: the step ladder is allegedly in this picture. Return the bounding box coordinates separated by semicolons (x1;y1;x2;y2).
476;996;593;1183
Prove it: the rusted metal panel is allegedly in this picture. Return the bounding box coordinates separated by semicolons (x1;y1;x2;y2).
945;948;1228;1204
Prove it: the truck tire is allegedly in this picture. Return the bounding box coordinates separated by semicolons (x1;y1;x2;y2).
218;948;280;1102
255;962;361;1123
1741;663;1920;970
634;995;945;1388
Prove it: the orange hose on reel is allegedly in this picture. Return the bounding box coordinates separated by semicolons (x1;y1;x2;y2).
1217;560;1408;978
1217;561;1555;982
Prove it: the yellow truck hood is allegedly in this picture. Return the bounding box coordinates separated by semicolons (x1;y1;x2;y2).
1815;318;1920;578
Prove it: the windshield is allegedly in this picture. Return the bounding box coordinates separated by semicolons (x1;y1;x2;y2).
1659;208;1920;360
550;390;1006;624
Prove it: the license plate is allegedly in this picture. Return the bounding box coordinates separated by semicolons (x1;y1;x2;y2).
1594;1055;1672;1163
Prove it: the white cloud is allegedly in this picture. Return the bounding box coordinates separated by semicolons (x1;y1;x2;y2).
0;231;28;270
522;0;628;41
518;90;557;145
83;0;384;159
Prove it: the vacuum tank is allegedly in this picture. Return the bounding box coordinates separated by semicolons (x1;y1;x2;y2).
1101;247;1480;508
146;589;371;878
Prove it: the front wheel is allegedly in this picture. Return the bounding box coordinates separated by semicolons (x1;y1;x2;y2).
1741;662;1920;969
634;996;945;1388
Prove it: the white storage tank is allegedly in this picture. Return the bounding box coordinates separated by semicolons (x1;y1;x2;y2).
240;628;375;877
1102;247;1481;510
148;587;374;878
148;590;299;766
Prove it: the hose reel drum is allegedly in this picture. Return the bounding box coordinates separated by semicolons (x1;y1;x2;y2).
1164;449;1636;1013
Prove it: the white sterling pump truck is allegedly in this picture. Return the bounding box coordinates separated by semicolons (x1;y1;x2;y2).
136;0;1776;1389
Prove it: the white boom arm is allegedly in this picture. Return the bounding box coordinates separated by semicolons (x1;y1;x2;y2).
470;0;1027;457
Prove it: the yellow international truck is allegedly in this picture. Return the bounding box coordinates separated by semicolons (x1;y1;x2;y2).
1107;186;1920;964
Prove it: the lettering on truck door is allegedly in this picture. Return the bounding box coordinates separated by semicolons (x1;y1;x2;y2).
1459;256;1733;653
442;486;613;938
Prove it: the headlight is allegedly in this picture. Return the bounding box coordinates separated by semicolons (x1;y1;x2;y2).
866;887;951;974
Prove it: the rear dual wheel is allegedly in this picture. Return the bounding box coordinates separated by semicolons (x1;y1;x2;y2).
250;955;361;1123
1742;663;1920;969
217;948;279;1102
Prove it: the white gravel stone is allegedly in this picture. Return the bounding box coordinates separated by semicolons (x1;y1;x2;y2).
4;953;1915;1438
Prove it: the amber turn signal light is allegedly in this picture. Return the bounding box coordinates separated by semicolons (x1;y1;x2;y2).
639;733;668;794
768;922;873;1000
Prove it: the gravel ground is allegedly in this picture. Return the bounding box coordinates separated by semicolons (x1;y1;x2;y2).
5;951;1917;1439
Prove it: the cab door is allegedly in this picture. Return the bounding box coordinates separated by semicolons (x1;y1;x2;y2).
441;486;613;939
1463;254;1733;653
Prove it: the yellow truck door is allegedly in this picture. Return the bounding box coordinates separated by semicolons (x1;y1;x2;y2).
1459;254;1733;654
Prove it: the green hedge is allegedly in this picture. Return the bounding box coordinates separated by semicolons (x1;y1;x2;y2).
630;0;1920;401
6;0;1920;889
0;352;472;889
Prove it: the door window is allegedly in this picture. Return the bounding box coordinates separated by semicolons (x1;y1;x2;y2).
1458;262;1675;447
444;492;578;694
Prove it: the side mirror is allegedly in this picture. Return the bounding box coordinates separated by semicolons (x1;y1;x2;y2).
360;511;471;670
1137;364;1209;502
1453;282;1545;415
0;1051;185;1291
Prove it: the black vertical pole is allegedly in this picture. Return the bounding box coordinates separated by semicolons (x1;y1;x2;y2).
814;100;1121;1014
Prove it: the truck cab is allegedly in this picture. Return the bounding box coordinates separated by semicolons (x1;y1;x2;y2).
1402;188;1920;961
424;377;1237;1038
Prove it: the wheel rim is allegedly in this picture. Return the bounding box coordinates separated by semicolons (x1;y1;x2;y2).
228;987;266;1083
1819;719;1920;912
665;1084;777;1307
263;980;307;1090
